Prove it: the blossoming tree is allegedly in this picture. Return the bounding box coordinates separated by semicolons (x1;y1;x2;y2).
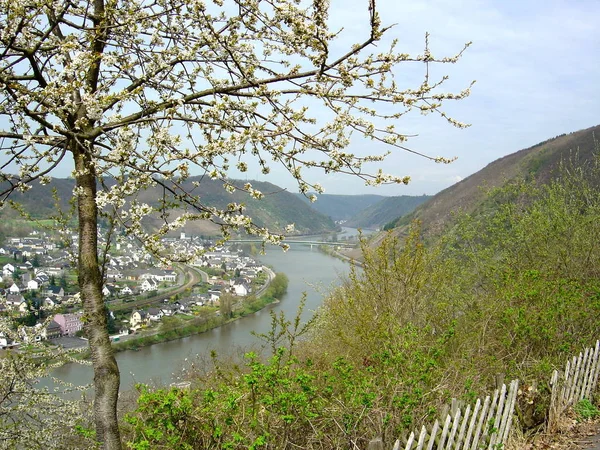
0;0;471;447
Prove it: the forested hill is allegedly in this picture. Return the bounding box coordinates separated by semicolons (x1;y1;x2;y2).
294;193;386;221
344;195;431;229
383;123;600;238
0;177;338;236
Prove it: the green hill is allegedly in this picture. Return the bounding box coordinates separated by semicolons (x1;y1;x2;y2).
344;195;431;229
383;124;600;239
294;193;386;221
0;177;338;236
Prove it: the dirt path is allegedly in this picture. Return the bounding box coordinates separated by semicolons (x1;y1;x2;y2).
525;421;600;450
575;423;600;449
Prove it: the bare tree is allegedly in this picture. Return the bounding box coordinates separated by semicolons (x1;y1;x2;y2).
0;0;471;447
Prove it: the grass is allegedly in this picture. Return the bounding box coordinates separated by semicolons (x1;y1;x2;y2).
574;399;600;421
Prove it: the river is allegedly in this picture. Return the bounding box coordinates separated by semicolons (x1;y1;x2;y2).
49;229;361;390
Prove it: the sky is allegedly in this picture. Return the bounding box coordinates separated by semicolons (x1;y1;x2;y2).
4;0;600;198
259;0;600;196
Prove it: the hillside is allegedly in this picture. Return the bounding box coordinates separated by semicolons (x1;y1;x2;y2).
0;177;338;236
294;193;385;221
383;124;600;240
344;195;431;229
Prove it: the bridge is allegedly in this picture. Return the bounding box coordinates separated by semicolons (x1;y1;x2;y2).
229;239;356;248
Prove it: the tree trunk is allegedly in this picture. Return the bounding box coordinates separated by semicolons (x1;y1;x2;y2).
74;145;122;449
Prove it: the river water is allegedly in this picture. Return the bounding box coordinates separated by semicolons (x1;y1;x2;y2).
50;230;360;390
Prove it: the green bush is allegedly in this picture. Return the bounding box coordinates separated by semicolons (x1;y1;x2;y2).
574;399;600;421
122;155;600;445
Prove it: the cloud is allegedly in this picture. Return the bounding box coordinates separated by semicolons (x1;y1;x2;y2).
315;0;600;195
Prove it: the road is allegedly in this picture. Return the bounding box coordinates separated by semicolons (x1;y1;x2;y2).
108;264;205;312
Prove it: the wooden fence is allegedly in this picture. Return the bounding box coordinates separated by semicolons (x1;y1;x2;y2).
549;339;600;430
369;340;600;450
369;379;519;450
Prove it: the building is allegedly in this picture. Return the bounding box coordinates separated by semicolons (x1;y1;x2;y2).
53;313;84;336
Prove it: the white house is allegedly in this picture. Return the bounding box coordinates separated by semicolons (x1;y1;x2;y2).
5;293;23;307
3;263;15;277
161;305;176;316
43;297;58;309
119;285;133;296
0;333;16;349
147;307;164;321
27;279;39;291
140;278;158;292
9;283;20;294
17;301;29;314
231;278;251;296
161;270;177;283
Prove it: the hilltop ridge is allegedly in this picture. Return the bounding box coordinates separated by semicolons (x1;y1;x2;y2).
383;124;600;239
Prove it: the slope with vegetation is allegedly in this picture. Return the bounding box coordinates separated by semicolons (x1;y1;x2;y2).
295;193;386;221
0;178;339;237
121;140;600;449
383;124;600;237
345;194;431;229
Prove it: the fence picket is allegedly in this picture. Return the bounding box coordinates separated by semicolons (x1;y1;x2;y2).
437;414;452;450
462;398;481;450
445;409;461;450
455;404;471;449
560;360;571;404
488;383;507;448
405;432;415;450
426;419;440;450
577;348;591;401
587;341;600;399
582;344;598;400
584;341;599;399
500;380;519;443
415;425;427;450
469;395;491;450
568;354;582;404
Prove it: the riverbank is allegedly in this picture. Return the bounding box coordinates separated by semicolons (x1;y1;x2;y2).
318;244;364;267
46;243;353;389
109;271;288;353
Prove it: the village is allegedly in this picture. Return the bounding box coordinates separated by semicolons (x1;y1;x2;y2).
0;229;271;349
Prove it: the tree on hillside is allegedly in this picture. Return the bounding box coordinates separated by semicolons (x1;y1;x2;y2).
219;292;235;319
0;0;472;447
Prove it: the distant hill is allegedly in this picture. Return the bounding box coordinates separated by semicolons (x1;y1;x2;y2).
344;195;431;229
294;193;386;221
383;124;600;240
0;177;338;236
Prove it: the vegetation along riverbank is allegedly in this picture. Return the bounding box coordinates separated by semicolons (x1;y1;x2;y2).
111;272;289;353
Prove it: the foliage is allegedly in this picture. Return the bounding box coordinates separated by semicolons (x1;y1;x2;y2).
1;0;473;445
219;292;235;319
443;156;600;370
573;399;600;422
311;223;458;360
123;301;450;449
305;154;600;434
263;273;289;300
0;347;95;449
